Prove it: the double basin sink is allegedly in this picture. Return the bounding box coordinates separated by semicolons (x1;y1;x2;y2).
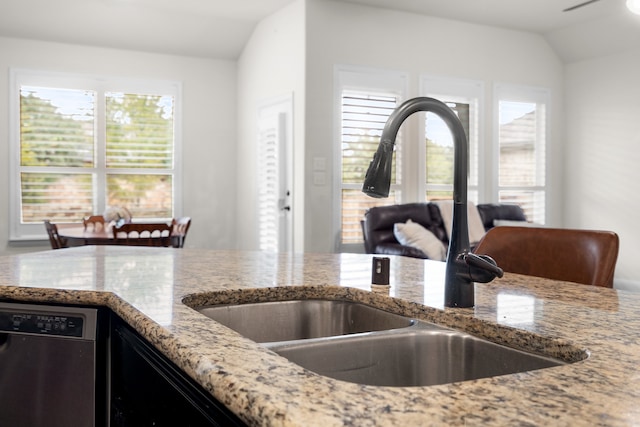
190;297;582;387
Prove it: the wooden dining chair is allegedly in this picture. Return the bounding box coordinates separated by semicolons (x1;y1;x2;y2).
83;215;106;231
44;220;68;249
473;226;619;287
112;222;173;247
122;207;133;223
171;217;192;248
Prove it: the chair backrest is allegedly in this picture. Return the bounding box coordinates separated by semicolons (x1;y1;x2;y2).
112;222;173;247
171;217;192;248
473;226;619;288
44;220;67;249
476;203;528;231
83;215;106;231
122;207;133;223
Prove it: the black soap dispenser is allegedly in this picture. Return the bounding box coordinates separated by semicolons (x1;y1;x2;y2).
371;257;390;294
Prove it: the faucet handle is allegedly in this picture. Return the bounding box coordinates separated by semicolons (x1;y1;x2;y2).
463;253;504;283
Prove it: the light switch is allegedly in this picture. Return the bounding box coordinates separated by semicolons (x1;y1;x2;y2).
313;157;326;171
313;172;326;186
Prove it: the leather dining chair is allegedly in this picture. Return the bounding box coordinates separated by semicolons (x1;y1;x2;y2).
473;226;619;288
112;223;173;247
44;220;68;250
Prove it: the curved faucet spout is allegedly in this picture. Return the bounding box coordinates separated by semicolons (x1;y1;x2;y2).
362;97;502;308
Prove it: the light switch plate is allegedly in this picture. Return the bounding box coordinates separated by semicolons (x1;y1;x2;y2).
313;157;326;171
313;172;326;185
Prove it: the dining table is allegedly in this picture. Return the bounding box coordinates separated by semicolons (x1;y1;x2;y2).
56;223;184;248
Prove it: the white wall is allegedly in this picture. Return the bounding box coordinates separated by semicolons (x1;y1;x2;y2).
303;0;565;253
236;1;306;252
565;48;640;290
0;36;237;254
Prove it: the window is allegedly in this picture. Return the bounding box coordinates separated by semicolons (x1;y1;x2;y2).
494;84;549;224
9;69;181;240
335;69;485;251
421;76;483;204
335;66;407;250
334;68;550;251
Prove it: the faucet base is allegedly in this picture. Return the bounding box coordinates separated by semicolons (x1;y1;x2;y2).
444;277;475;308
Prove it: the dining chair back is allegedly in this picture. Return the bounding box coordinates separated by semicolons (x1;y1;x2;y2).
122;207;133;223
473;226;619;287
44;220;68;250
83;215;106;231
171;217;192;248
112;223;173;247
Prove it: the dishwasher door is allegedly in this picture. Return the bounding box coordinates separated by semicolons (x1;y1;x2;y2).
0;302;98;427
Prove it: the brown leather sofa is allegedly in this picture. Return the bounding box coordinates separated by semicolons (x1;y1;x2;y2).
362;202;527;259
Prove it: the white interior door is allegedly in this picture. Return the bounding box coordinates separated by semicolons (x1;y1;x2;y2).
257;96;293;253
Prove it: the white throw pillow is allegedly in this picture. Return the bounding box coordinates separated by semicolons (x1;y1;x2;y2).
434;200;486;245
394;219;447;261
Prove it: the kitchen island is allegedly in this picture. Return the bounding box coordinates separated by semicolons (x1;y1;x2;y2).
0;245;638;426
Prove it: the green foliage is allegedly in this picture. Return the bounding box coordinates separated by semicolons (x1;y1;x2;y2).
20;91;94;167
19;87;175;222
107;174;172;218
426;137;454;185
106;93;174;169
342;134;397;184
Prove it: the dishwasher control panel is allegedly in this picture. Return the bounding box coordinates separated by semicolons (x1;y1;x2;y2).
0;311;84;337
0;303;96;339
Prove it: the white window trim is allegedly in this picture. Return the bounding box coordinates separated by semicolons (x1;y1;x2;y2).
492;82;551;224
9;68;183;241
333;65;408;252
420;75;485;203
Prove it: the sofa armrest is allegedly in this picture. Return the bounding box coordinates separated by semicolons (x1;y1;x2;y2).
373;243;429;259
477;203;527;231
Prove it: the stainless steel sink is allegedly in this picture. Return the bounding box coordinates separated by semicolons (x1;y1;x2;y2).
269;324;566;387
191;296;579;387
195;299;414;343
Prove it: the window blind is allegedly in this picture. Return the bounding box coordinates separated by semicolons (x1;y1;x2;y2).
498;99;547;223
340;91;399;244
257;120;280;252
106;93;174;169
19;87;96;222
105;92;175;219
20;86;95;168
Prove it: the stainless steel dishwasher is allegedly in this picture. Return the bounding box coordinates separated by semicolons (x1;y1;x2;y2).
0;302;99;427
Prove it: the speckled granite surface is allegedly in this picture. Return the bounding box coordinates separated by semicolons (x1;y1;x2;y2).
0;246;638;426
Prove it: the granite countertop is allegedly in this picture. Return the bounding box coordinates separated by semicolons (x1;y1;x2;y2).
1;246;639;426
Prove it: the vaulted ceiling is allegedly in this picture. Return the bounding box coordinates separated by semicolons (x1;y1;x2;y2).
344;0;640;62
1;0;638;62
